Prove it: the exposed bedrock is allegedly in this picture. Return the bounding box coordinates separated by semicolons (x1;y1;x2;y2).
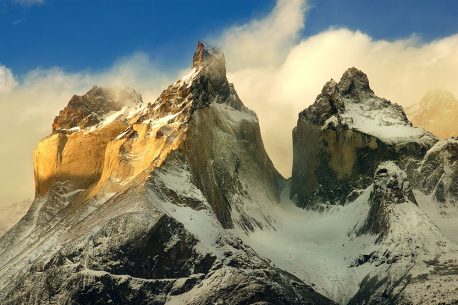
291;67;437;207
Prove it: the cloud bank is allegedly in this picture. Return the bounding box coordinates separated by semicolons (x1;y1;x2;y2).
1;0;458;204
218;1;458;176
0;65;17;93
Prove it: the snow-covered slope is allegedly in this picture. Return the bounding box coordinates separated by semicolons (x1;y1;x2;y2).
240;162;458;304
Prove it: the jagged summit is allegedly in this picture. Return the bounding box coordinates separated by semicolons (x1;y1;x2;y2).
299;67;433;145
291;68;437;207
192;41;225;70
189;41;227;94
318;67;374;107
143;41;245;124
338;67;374;97
52;86;142;132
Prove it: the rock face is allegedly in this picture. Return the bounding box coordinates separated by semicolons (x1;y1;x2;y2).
407;90;458;139
417;138;458;204
52;86;142;132
358;161;417;238
0;43;332;305
291;67;437;207
35;86;144;198
347;161;458;305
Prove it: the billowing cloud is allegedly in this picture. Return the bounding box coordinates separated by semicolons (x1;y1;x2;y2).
0;65;17;93
219;0;307;70
218;3;458;177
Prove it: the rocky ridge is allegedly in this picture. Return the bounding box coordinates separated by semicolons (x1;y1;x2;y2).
0;42;331;305
291;67;437;207
1;45;458;305
417;138;458;205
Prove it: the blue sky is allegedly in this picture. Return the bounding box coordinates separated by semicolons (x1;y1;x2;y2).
1;0;457;74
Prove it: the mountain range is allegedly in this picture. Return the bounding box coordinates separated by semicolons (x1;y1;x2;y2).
0;42;457;305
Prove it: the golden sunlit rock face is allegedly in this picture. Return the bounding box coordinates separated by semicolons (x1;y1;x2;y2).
33;121;128;197
407;91;458;139
31;42;280;230
32;86;188;209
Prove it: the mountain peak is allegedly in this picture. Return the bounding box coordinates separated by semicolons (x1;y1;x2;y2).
191;41;227;85
52;86;142;132
298;67;433;146
192;41;226;73
338;67;374;97
293;68;437;207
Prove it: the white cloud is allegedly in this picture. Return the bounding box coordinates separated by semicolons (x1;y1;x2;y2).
0;65;17;93
14;0;44;7
219;0;307;70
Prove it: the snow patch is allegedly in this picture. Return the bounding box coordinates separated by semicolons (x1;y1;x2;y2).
340;99;434;145
211;103;257;123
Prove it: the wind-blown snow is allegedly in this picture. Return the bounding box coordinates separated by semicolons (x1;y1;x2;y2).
338;99;434;145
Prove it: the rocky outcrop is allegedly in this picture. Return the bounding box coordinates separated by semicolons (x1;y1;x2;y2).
407;90;458;139
52;86;142;132
33;87;145;202
291;67;437;207
358;161;417;238
417;138;458;204
348;161;458;305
